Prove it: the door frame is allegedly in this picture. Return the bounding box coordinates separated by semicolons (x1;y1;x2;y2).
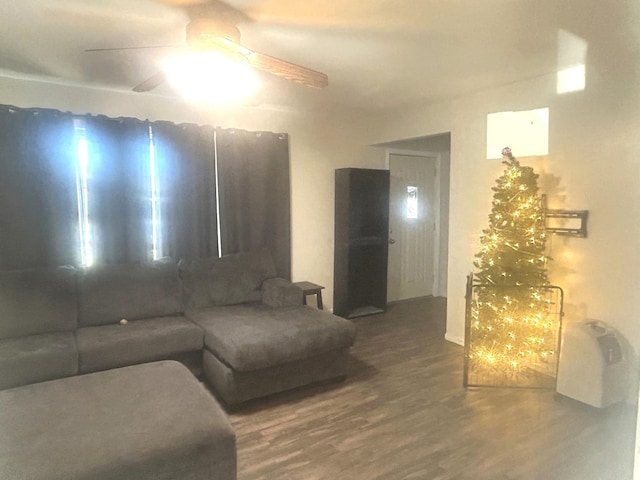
385;148;443;298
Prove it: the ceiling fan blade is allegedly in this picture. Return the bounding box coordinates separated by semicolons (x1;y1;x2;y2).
204;36;328;89
86;45;184;52
133;71;167;92
248;51;328;89
151;0;207;4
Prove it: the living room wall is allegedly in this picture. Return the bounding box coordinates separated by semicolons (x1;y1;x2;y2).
366;43;640;371
0;74;383;309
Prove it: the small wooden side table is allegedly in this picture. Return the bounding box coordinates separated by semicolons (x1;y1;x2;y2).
293;281;325;310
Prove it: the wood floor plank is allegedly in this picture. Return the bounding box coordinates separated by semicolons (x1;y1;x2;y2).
229;297;637;479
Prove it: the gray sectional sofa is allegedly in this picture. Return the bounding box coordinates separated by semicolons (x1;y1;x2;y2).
0;249;357;478
0;249;357;405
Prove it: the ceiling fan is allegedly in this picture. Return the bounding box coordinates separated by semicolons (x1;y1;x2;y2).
86;0;329;93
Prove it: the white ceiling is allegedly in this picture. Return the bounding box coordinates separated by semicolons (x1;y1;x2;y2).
0;0;638;112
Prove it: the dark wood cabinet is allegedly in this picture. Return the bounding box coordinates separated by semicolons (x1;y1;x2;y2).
333;168;390;319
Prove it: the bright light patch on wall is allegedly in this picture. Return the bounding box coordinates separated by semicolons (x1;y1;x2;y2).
557;30;588;95
557;64;585;94
73;121;93;267
163;51;259;105
486;108;549;159
407;186;418;219
148;126;162;260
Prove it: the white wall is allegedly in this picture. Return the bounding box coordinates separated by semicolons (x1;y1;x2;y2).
366;47;640;364
0;75;384;309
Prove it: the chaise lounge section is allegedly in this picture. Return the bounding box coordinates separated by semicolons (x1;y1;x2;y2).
180;250;357;407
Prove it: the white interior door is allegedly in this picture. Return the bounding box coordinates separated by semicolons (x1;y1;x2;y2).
387;154;438;302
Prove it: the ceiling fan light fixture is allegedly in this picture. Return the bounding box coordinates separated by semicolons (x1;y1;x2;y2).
91;1;328;93
186;19;241;46
162;50;259;104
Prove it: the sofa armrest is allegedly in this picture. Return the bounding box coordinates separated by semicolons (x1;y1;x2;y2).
261;278;303;307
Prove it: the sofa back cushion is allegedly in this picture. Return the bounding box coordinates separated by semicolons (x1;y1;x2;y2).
0;266;77;339
180;249;277;310
77;262;182;327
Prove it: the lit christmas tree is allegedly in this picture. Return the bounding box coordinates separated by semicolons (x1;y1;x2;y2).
468;147;558;384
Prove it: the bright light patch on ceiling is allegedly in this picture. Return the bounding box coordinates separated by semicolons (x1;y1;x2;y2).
163;51;259;105
557;30;588;95
486;108;549;159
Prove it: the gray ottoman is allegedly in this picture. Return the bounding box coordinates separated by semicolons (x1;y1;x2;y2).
0;361;236;480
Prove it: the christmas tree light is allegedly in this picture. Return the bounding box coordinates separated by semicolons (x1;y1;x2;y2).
468;147;559;384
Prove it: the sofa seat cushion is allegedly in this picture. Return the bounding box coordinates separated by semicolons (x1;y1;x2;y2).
76;316;204;373
0;361;236;480
0;332;78;390
187;304;357;372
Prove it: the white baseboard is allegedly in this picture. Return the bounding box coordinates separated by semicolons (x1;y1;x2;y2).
445;332;465;346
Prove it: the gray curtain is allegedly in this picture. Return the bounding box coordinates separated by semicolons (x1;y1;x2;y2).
0;105;288;272
215;128;291;279
150;121;218;260
0;106;78;269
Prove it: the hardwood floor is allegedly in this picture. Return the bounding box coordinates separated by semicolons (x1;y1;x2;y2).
229;297;637;480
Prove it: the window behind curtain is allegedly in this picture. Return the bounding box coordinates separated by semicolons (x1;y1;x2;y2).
73;119;93;266
73;117;219;266
72;118;169;266
79;115;151;265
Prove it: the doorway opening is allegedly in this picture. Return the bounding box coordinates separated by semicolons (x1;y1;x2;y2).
374;133;451;303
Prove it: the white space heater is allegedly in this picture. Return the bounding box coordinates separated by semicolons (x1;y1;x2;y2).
556;320;629;408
